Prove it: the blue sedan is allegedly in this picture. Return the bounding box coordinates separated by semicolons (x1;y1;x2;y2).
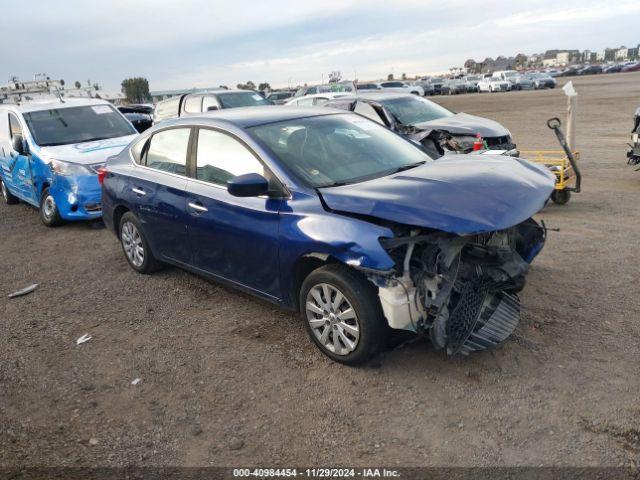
101;107;555;364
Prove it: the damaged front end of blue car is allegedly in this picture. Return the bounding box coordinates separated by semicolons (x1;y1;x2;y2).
319;155;555;356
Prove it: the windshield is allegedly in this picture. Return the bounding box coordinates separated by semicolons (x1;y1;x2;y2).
379;96;453;125
23;105;136;146
503;72;519;78
218;92;273;108
381;82;404;88
249;114;432;188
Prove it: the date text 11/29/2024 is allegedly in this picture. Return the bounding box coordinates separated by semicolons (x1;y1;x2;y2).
232;468;400;477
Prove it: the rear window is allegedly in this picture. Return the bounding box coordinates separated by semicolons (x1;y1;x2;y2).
217;92;273;109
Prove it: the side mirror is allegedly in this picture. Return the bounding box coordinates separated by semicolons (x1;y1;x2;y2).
12;134;25;155
206;106;219;111
227;173;269;197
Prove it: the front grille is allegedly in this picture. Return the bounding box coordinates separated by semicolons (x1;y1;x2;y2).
485;135;516;150
85;203;102;212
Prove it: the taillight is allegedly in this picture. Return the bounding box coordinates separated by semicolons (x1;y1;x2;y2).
97;167;107;185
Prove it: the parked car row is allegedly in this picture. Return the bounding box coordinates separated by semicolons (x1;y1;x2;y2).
0;83;556;365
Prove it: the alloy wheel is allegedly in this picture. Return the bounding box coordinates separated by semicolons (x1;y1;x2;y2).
121;221;145;267
305;283;360;356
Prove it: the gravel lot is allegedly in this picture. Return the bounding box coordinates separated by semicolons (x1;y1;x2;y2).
1;72;639;469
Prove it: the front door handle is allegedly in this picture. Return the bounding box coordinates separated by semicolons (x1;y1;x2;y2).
132;187;146;196
188;201;208;213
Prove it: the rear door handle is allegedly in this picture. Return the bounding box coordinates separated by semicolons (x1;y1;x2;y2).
188;201;208;213
132;187;146;196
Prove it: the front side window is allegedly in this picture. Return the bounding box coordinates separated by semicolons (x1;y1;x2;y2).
249;114;432;188
144;128;191;175
195;129;264;186
23;105;136;146
8;113;23;138
354;102;384;124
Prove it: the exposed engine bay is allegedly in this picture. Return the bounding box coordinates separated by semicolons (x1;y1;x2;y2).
369;219;545;356
405;127;519;158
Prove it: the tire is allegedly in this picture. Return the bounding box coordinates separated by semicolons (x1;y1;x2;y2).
300;264;387;365
39;187;63;227
119;211;162;274
0;177;19;205
551;189;571;205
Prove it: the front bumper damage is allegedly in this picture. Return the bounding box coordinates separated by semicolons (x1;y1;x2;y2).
49;173;103;220
365;219;545;356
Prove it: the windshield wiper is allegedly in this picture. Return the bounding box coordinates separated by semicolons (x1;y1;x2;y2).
387;161;427;174
319;180;353;188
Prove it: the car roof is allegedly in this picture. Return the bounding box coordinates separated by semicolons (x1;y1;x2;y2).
0;97;112;114
163;106;341;128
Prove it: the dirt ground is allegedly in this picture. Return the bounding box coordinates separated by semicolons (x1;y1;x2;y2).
1;72;639;469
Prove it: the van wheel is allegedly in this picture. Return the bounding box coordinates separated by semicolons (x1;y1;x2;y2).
40;188;63;227
119;212;161;274
300;264;386;365
1;177;19;205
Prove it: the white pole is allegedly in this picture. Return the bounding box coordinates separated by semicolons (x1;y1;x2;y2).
562;81;578;152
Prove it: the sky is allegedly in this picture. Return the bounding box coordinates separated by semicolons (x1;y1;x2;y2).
2;0;639;91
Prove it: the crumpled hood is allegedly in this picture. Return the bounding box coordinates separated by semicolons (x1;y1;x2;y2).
319;155;556;234
36;135;137;165
412;112;510;138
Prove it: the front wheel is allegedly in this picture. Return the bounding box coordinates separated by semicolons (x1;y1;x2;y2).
39;188;63;227
551;189;571;205
0;177;19;205
300;264;387;365
119;212;162;274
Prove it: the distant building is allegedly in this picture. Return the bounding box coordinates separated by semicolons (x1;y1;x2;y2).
542;58;558;67
556;52;570;65
615;47;628;60
596;50;606;61
628;47;639;60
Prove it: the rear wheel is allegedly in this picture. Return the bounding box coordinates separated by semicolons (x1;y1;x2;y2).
119;212;162;274
551;189;571;205
0;177;19;205
300;264;386;365
39;188;63;227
